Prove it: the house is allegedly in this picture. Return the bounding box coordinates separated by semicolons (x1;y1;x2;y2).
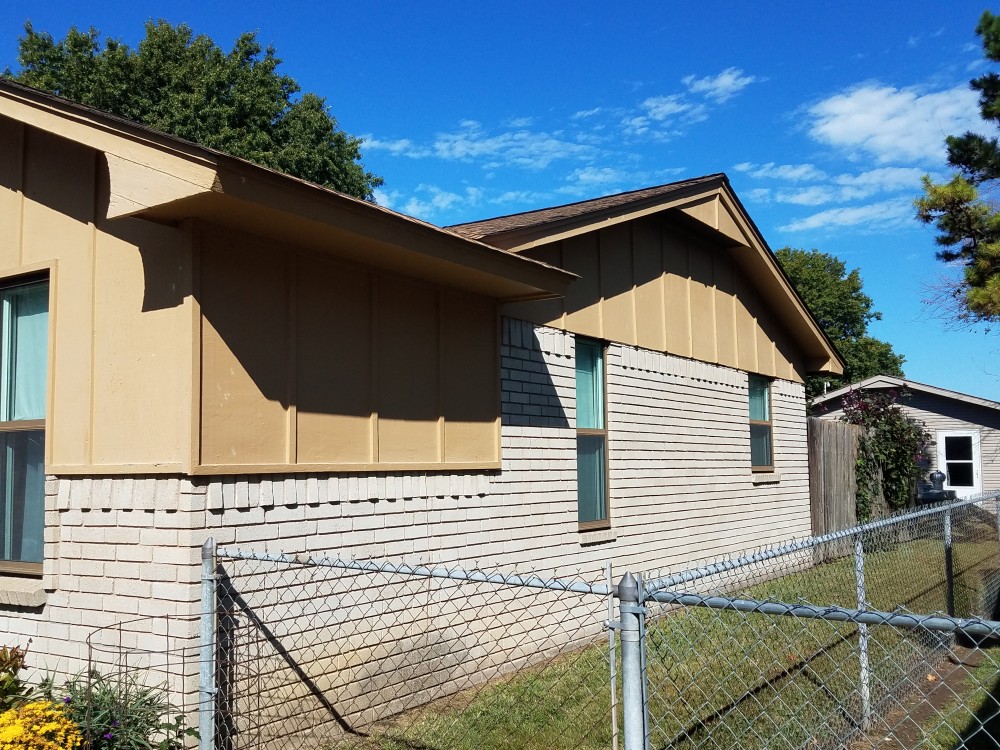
0;77;843;688
812;375;1000;499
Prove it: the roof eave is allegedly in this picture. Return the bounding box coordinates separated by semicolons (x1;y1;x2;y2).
1;79;576;302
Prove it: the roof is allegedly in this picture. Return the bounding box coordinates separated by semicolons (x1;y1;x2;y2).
447;174;726;240
0;78;575;302
812;375;1000;413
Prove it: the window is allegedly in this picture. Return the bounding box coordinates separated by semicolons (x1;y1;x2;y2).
576;338;608;527
748;375;773;471
0;280;48;575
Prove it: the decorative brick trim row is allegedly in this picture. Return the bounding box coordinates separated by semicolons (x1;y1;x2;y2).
204;473;491;512
503;318;573;359
614;344;745;389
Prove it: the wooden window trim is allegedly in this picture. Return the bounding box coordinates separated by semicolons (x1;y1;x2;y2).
749;375;774;473
0;560;42;576
0;275;50;579
577;339;610;531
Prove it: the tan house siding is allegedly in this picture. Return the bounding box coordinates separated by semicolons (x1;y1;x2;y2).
502;216;806;383
196;225;501;473
1;116;196;474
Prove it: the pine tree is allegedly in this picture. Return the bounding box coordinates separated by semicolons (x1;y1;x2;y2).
915;11;1000;323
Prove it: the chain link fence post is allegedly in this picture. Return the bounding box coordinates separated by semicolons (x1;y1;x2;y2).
944;505;955;617
853;532;872;731
199;537;217;750
617;572;646;750
995;496;1000;547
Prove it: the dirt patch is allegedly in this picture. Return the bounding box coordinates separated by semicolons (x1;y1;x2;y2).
850;645;998;749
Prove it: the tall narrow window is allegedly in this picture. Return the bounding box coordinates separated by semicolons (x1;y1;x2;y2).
748;375;773;471
0;279;48;574
576;338;608;527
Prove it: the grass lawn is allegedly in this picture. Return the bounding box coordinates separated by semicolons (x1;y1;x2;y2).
318;512;1000;750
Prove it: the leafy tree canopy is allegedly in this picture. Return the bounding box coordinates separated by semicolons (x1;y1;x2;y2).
3;21;382;200
915;11;1000;323
776;247;905;400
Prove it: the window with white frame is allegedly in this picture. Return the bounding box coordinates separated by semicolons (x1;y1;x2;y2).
576;338;608;528
748;375;773;471
0;279;48;575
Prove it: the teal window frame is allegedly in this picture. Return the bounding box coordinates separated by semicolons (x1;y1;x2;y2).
748;374;773;471
576;338;609;529
0;277;48;576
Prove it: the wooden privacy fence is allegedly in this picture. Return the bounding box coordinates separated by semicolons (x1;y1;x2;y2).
808;417;862;537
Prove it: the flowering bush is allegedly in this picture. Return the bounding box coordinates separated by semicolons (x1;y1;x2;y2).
0;699;82;750
841;387;932;520
59;671;196;750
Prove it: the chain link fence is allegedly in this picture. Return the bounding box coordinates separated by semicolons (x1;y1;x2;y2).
642;495;1000;749
70;494;1000;750
212;550;618;750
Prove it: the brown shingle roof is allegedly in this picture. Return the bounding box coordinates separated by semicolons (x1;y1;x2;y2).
446;174;727;240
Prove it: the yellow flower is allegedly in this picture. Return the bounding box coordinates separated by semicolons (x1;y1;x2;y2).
0;701;81;750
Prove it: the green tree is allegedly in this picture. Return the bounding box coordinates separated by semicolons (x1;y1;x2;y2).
915;10;1000;323
3;21;382;200
775;247;905;400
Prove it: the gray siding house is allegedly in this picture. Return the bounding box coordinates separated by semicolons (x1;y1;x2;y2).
813;375;1000;498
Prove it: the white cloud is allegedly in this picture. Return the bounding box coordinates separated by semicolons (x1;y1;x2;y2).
641;94;708;123
807;83;984;164
557;166;633;196
572;107;605;119
778;198;913;232
568;166;629;186
735;161;828;181
833;166;926;195
411;121;598;169
372;188;397;209
505;116;534;128
494;189;552;204
621;115;650;137
363;137;430;157
682;67;758;103
775;186;836;206
401;185;483;221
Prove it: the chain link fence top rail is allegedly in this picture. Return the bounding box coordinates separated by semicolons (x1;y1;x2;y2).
639;495;1000;750
214;549;620;750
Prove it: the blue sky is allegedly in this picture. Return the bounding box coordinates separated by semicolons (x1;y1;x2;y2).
3;2;998;398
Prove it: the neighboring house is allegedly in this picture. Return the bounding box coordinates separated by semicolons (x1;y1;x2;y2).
813;375;1000;498
0;77;844;683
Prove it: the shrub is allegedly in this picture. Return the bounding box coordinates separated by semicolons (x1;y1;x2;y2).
841;388;932;520
0;699;82;749
58;671;196;750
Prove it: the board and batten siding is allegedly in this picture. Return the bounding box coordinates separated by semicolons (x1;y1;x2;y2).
197;225;501;473
0;115;196;474
502;214;805;384
0;116;503;475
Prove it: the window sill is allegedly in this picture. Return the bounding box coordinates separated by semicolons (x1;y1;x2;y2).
0;577;46;608
751;472;781;485
579;528;617;546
